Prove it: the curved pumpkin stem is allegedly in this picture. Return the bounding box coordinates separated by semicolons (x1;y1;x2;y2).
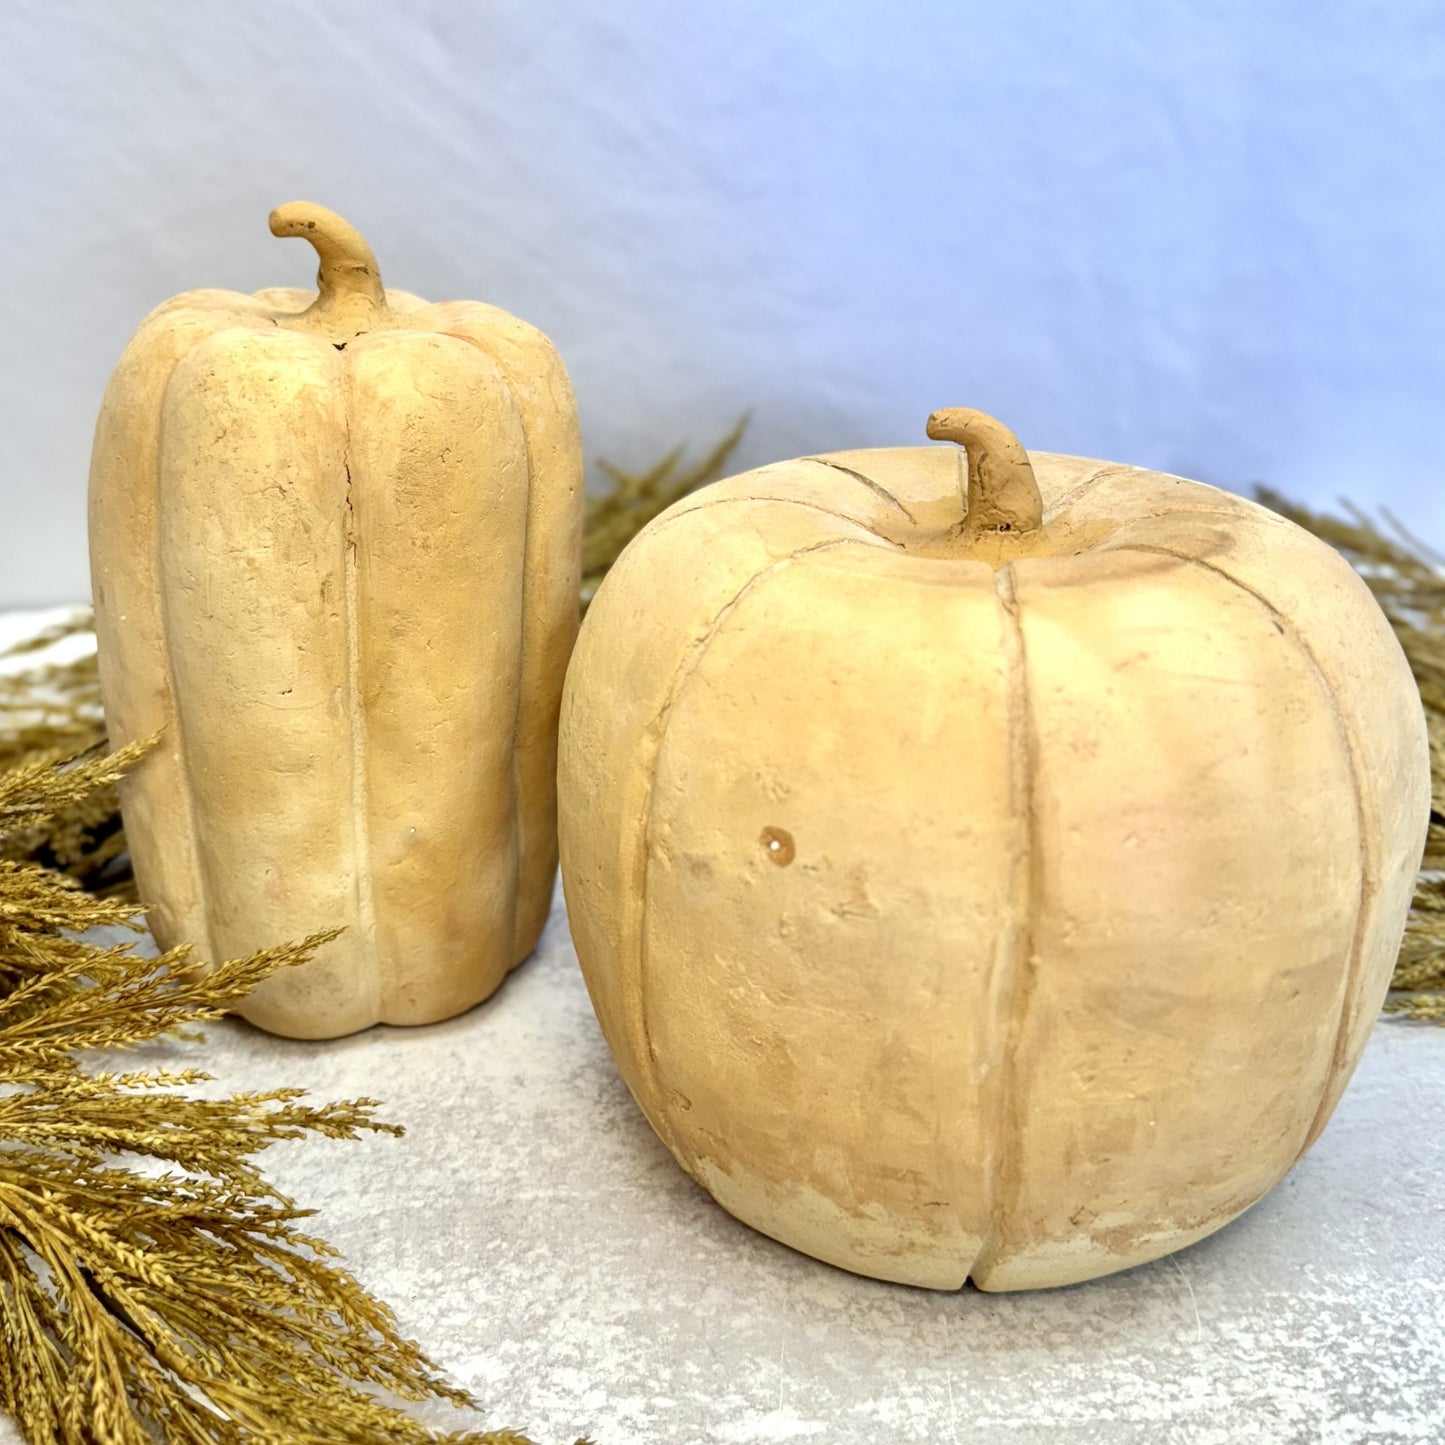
269;202;388;328
926;408;1044;536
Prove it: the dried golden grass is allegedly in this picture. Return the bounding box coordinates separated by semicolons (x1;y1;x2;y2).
0;738;567;1442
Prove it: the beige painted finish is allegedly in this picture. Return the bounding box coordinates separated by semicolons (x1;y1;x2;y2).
90;203;582;1039
558;408;1430;1291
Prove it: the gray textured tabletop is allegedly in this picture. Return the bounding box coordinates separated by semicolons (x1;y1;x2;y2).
4;892;1442;1445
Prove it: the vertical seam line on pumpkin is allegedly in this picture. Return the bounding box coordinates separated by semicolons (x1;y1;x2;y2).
492;362;527;969
154;356;218;973
801;457;918;523
444;326;530;964
625;489;919;541
969;561;1040;1287
507;399;530;965
1039;462;1120;523
341;360;380;1025
1117;543;1378;1163
630;533;875;1158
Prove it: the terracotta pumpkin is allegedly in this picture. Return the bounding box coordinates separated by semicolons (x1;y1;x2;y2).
558;407;1429;1290
90;202;581;1039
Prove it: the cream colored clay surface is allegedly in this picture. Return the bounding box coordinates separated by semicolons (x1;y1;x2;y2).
557;408;1431;1291
89;203;582;1039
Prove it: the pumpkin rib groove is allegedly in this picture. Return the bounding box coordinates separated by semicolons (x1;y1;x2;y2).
159;632;216;971
436;326;532;966
338;367;380;1023
800;457;918;523
1039;462;1123;523
1115;542;1378;1166
969;561;1041;1287
633;536;868;1165
642;490;912;545
154;348;220;974
507;431;530;966
506;388;531;971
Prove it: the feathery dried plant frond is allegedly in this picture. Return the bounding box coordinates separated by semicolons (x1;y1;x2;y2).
1257;488;1445;1020
0;616;105;768
0;749;569;1444
581;414;749;609
0;624;123;894
1385;872;1445;1021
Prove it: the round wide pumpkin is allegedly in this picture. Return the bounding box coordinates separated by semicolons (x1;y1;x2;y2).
558;408;1430;1291
90;203;582;1039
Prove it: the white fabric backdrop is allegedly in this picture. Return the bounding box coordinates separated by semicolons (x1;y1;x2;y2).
1;0;1442;604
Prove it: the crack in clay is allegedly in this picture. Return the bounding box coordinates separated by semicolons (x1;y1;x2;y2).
1115;543;1379;1165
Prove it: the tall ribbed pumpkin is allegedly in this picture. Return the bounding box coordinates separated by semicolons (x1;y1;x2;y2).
89;203;582;1039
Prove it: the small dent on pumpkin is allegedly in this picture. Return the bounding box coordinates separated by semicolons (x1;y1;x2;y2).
760;826;796;867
